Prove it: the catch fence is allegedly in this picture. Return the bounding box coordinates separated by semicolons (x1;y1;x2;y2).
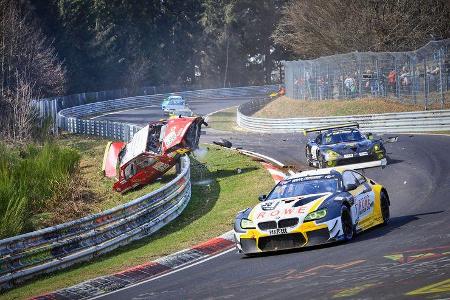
284;39;450;109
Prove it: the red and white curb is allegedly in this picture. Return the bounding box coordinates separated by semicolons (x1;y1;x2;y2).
260;162;287;183
32;232;235;300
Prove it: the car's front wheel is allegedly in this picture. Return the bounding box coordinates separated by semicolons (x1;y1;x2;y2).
341;206;354;241
381;191;390;225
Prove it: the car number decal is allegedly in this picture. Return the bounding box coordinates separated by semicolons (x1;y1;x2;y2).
344;154;354;158
269;228;288;235
153;161;170;172
164;130;177;147
359;152;368;156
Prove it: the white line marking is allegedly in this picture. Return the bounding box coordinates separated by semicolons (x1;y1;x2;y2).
205;105;238;117
90;105;157;120
89;248;235;300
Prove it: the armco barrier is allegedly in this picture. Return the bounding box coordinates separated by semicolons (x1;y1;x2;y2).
0;156;190;290
58;85;277;141
237;97;450;133
0;85;275;291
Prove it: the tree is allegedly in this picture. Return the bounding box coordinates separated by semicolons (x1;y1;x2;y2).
273;0;450;59
0;0;65;141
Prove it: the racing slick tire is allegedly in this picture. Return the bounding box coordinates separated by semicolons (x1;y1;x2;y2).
305;147;314;167
380;191;390;225
341;206;354;241
318;154;327;169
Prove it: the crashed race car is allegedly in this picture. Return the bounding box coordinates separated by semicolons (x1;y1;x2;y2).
234;167;390;255
102;116;206;193
304;123;386;168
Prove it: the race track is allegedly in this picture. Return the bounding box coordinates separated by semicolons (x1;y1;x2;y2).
94;95;450;299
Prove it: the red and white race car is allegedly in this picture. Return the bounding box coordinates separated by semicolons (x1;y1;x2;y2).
102;116;206;193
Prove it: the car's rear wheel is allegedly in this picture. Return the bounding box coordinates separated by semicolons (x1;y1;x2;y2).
381;191;390;225
341;206;354;241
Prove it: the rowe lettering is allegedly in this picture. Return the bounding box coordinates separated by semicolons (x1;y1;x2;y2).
257;207;306;219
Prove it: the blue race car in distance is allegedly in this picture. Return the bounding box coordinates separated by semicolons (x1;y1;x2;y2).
161;95;187;114
304;123;386;168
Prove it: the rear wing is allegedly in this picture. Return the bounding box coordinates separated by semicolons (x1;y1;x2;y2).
292;158;388;178
302;122;359;136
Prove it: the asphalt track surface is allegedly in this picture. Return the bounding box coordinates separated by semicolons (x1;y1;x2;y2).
96;95;450;299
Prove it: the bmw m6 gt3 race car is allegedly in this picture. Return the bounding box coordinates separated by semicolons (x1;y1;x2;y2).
304;123;386;168
234;168;390;255
102;116;206;193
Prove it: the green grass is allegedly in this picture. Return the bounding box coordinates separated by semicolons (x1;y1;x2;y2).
0;143;80;238
55;134;176;213
207;107;238;132
1;144;274;300
254;96;450;118
0;135;176;238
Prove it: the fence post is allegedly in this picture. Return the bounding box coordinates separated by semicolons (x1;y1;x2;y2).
423;58;429;110
53;99;59;136
411;55;417;105
394;57;400;99
439;48;444;108
358;53;362;98
375;57;380;97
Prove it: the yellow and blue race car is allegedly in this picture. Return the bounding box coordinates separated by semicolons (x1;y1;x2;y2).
304;123;386;168
233;167;390;255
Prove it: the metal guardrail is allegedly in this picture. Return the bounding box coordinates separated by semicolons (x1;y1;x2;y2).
0;85;275;291
58;85;277;141
0;156;190;290
237;97;450;133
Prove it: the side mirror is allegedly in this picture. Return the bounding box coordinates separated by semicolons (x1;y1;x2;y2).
345;183;358;191
258;194;267;202
367;132;374;140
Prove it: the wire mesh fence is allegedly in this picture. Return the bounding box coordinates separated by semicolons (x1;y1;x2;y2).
284;39;450;109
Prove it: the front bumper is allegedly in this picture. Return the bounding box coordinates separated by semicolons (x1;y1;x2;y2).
323;150;385;167
235;217;343;254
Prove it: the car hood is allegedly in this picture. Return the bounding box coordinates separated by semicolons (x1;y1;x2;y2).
321;140;373;153
249;192;333;223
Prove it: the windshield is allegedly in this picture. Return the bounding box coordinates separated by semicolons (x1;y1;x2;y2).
323;129;364;145
168;99;185;105
266;178;339;200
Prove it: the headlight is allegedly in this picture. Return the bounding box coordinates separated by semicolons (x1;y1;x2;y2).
374;144;380;151
304;209;327;221
325;150;339;160
240;218;256;229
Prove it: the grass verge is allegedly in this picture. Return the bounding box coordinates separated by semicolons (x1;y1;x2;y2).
0;142;80;238
254;96;450;118
55;134;176;213
207;107;238;132
0;135;176;239
1;144;274;300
